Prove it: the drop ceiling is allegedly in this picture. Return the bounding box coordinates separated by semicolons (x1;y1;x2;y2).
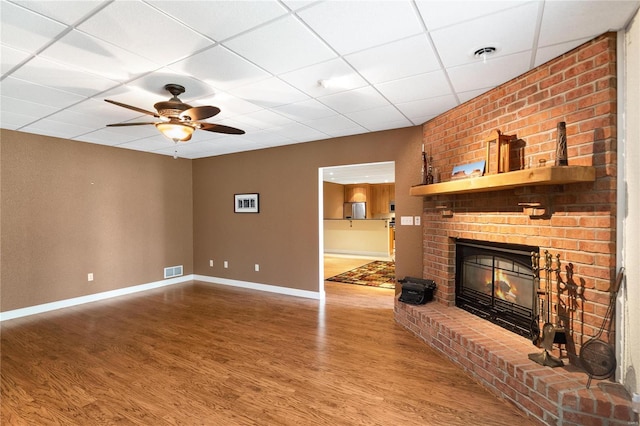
1;0;638;160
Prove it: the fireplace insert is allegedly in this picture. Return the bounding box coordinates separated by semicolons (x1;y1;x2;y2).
455;239;538;338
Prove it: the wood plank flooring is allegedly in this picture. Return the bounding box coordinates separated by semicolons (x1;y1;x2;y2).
1;268;536;425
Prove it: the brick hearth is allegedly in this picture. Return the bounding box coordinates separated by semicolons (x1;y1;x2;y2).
395;301;637;426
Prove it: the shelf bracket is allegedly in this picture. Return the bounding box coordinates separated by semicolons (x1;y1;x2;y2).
435;204;453;218
518;202;548;219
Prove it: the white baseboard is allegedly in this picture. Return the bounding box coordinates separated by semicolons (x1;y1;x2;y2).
0;275;194;322
324;249;390;258
194;275;325;301
0;275;324;322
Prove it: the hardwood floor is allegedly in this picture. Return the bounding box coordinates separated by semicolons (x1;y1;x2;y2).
1;274;536;425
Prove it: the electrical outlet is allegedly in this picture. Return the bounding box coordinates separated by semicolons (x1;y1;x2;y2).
209;259;213;267
414;216;421;226
255;264;260;272
224;261;228;268
88;273;94;282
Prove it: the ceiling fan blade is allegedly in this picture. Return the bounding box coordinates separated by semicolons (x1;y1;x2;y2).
106;122;157;127
180;106;220;121
200;123;245;135
105;99;159;117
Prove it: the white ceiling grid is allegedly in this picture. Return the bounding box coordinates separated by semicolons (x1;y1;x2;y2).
1;0;638;168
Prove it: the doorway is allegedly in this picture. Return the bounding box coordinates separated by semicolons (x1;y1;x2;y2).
318;161;396;296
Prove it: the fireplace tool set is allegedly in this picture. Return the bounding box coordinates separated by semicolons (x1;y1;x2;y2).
528;250;567;368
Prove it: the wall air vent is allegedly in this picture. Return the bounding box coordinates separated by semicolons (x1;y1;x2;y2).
164;265;183;279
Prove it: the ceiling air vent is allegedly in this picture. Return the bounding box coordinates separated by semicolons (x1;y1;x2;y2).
164;265;183;279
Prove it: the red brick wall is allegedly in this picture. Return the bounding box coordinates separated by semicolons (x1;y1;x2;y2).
420;33;617;360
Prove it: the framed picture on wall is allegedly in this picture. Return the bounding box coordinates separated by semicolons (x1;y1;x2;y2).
234;193;259;213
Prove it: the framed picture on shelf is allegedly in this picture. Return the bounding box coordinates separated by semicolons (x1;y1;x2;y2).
451;160;486;180
234;193;259;213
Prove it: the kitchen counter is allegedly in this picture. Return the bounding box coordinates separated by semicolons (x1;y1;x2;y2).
323;219;393;257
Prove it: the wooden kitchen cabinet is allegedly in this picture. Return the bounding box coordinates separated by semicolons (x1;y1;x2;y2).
369;183;395;215
344;184;370;203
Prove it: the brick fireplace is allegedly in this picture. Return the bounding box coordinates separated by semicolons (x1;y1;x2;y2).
395;33;637;425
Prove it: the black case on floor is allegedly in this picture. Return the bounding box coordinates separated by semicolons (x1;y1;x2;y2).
398;277;436;305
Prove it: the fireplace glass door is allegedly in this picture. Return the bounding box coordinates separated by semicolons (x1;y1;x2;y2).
456;240;537;338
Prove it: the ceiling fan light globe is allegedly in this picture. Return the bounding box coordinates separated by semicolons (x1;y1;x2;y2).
155;122;194;142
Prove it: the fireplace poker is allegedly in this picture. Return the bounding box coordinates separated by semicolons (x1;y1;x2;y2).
530;251;542;346
541;250;556;351
552;254;568;345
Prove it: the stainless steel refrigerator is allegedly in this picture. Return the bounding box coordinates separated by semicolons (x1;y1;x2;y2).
343;202;366;219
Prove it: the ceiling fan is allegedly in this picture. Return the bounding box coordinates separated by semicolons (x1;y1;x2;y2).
105;84;245;142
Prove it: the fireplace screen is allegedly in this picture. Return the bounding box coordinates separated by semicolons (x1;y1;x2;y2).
456;240;537;338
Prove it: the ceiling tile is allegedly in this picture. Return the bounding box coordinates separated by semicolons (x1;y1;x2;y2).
148;0;288;41
116;135;179;153
375;70;453;104
241;130;295;147
222;15;336;75
539;1;640;47
534;37;593;68
416;1;525;31
168;46;270;92
395;95;458;121
1;77;86;108
1;44;33;76
195;93;263;120
0;1;67;53
281;0;320;11
12;0;106;26
79;127;155;146
317;86;391;114
345;105;412;131
0;109;41;129
226;77;309;108
271;121;330;141
273;99;338;122
67;98;149;126
297;0;423;55
279;58;368;97
430;2;539;68
76;1;212;64
345;34;441;84
447;51;531;93
230;109;293;130
39;30;159;81
457;88;492;104
127;70;216;100
0;95;60;123
20;117;96;140
9;56;119;97
304;114;366;136
47;104;123;129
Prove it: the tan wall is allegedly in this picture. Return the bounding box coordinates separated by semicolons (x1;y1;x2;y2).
193;127;424;292
0;130;194;311
323;181;344;219
1;125;423;311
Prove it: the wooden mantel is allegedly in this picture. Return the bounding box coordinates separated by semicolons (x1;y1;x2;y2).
409;165;595;197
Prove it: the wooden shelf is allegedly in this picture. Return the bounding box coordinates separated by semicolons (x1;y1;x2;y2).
409;166;595;197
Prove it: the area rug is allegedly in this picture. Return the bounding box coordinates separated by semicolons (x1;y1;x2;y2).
327;261;396;289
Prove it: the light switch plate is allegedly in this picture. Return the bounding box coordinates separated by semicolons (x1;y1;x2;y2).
414;216;421;225
400;216;414;226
